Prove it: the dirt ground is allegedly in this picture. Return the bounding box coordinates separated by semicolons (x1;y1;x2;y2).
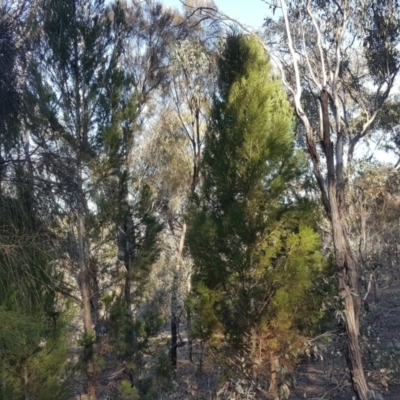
168;279;400;400
290;282;400;400
85;277;400;399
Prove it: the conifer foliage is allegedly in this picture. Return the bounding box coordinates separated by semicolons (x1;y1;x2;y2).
187;34;326;392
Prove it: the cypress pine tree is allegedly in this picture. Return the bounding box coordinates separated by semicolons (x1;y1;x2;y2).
187;34;326;394
29;1;129;397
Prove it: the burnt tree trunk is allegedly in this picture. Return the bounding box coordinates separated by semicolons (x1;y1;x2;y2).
120;216;135;320
170;298;178;369
316;89;368;400
330;202;369;399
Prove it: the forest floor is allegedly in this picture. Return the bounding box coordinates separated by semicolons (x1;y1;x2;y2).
290;281;400;400
168;276;400;400
87;276;400;399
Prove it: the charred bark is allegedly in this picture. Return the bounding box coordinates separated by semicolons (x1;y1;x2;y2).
170;309;178;369
315;89;368;400
331;205;368;399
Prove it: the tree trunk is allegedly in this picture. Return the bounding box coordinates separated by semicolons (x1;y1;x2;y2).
124;276;132;319
331;204;368;400
269;358;278;399
170;296;178;369
119;207;135;350
122;216;135;320
72;4;97;395
170;267;180;369
77;161;96;399
78;214;97;400
318;89;369;400
24;366;30;400
170;223;186;368
187;306;193;363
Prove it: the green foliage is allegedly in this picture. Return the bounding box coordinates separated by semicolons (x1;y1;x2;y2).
188;282;222;346
0;5;21;153
0;308;73;400
0;197;52;309
134;311;164;342
32;0;130;183
363;1;400;84
106;295;164;356
16;314;73;400
96;180;163;320
0;199;76;394
0;196;73;400
119;380;139;399
0;308;43;358
137;348;175;400
81;332;96;361
187;34;327;372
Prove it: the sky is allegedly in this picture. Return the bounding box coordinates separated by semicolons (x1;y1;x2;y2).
162;0;268;30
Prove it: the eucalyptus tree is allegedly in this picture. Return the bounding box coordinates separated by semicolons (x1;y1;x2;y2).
167;35;217;366
113;0;175;320
136;2;221;367
123;0;176;112
264;1;400;398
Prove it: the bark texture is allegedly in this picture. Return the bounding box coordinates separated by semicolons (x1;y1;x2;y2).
319;88;368;400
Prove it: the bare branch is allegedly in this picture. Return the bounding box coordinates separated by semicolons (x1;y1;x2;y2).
306;1;327;88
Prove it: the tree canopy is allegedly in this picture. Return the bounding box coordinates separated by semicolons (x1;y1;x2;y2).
187;35;328;395
1;1;400;399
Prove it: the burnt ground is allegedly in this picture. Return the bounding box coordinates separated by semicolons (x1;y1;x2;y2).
290;283;400;400
167;279;400;400
79;278;400;399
